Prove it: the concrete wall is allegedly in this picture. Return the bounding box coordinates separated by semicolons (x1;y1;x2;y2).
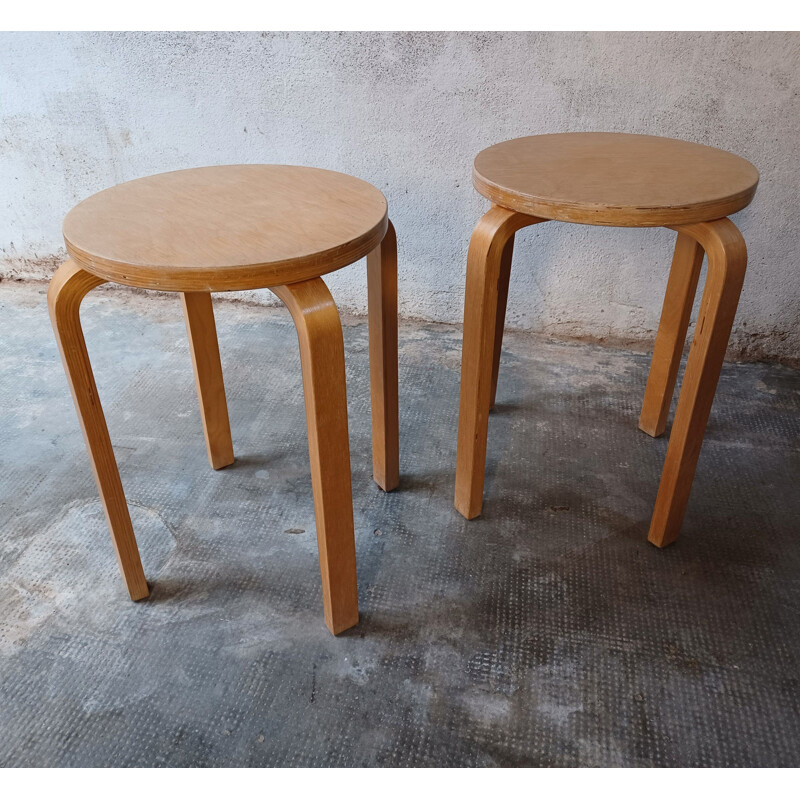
2;32;798;362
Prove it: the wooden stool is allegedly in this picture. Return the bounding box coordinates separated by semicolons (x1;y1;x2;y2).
50;165;399;635
454;133;758;546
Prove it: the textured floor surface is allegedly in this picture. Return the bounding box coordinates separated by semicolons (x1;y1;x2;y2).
1;279;799;767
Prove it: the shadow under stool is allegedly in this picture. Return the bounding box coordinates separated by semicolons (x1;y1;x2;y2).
454;132;759;546
50;164;399;635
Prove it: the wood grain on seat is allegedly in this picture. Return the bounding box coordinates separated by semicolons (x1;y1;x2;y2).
473;133;758;227
63;164;388;291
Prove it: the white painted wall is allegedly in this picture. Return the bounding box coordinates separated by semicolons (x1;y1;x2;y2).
2;32;798;362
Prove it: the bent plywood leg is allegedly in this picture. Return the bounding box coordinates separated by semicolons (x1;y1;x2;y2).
367;219;399;491
272;278;358;634
639;232;705;437
180;292;234;469
454;207;545;519
648;219;747;547
489;234;515;410
48;260;149;600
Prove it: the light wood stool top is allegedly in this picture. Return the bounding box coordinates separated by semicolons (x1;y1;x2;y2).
63;164;389;292
473;132;759;227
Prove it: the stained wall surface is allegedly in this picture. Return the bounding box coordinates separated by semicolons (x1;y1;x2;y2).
2;32;798;361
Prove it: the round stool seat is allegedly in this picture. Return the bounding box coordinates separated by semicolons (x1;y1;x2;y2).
63;165;388;292
473;132;759;227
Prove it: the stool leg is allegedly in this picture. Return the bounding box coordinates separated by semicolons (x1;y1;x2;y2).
639;232;705;437
648;219;747;547
48;261;149;600
489;234;515;410
455;207;544;519
272;278;358;635
180;292;234;469
367;219;400;491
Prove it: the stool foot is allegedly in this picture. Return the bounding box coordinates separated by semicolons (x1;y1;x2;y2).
639;232;705;438
272;278;359;635
367;219;400;491
648;219;747;547
180;292;234;470
454;207;545;519
48;261;149;601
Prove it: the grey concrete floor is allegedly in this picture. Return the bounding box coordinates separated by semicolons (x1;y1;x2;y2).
1;279;799;767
